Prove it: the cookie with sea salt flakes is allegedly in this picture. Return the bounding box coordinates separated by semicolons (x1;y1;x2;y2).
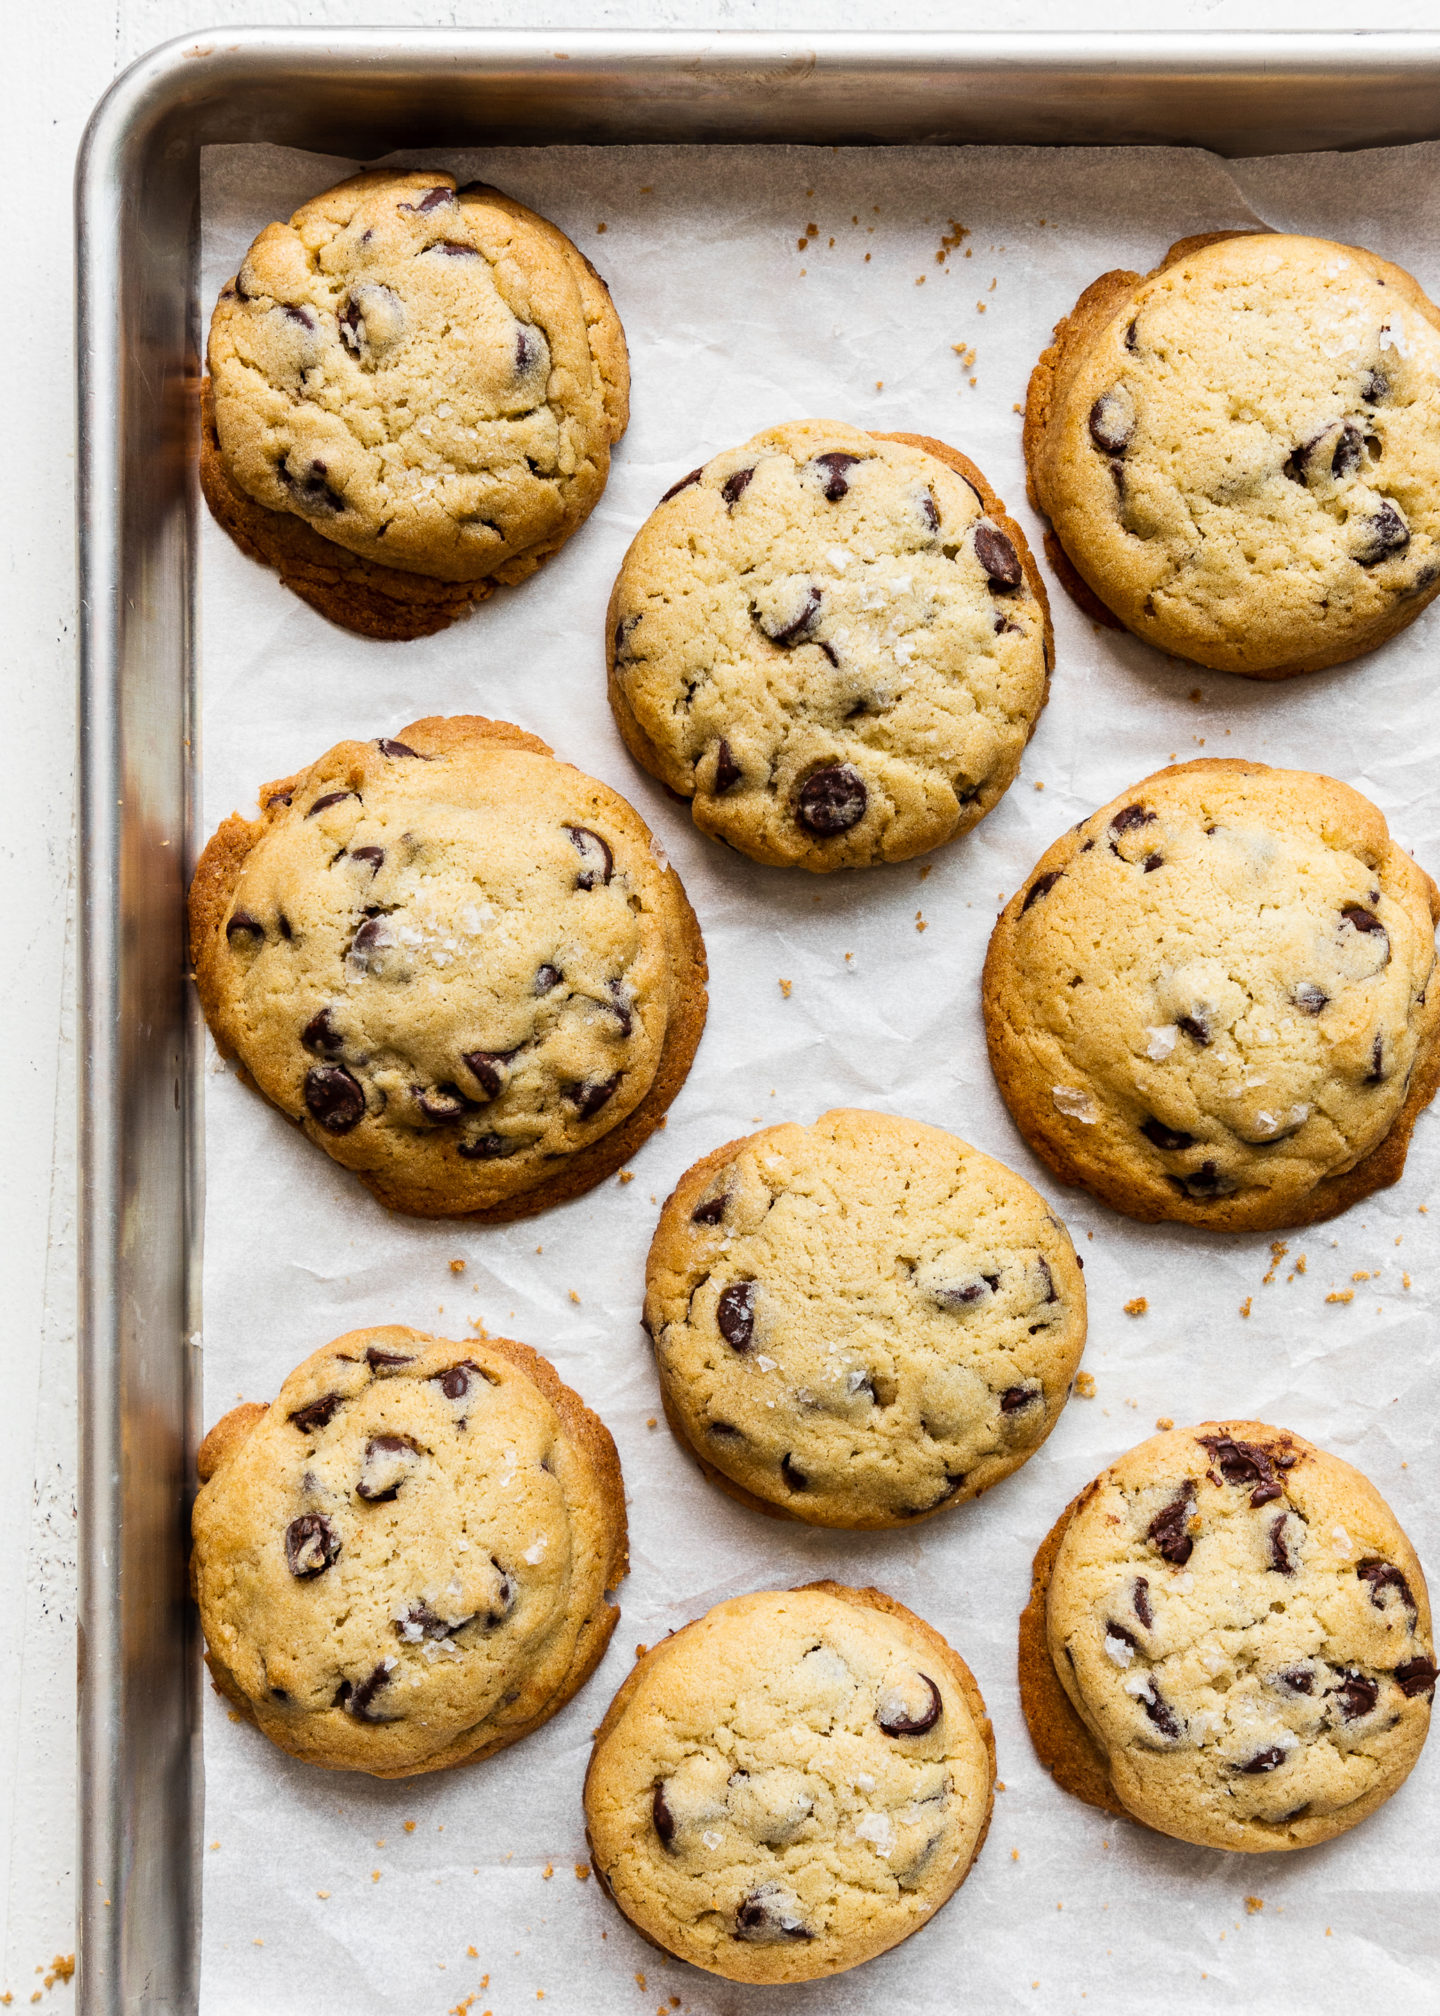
584;1582;994;1982
1025;230;1440;677
607;419;1052;870
1019;1422;1436;1851
202;169;629;639
983;758;1440;1232
644;1109;1086;1527
191;1325;628;1777
188;715;706;1220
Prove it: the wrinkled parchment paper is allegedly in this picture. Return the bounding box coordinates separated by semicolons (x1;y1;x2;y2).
198;137;1440;2015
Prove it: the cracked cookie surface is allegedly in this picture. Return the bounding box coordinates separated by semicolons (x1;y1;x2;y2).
1025;232;1440;676
583;1582;994;1982
191;1325;628;1777
607;420;1052;870
983;758;1440;1231
205;170;628;614
644;1109;1086;1527
188;715;706;1219
1033;1421;1435;1851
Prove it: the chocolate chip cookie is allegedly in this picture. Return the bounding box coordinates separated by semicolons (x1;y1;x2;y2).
644;1109;1086;1527
584;1582;994;1982
203;170;629;639
188;716;706;1219
983;758;1440;1231
607;420;1052;870
192;1325;628;1777
1019;1421;1436;1851
1025;231;1440;676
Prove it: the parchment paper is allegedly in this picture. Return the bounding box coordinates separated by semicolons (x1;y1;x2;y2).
197;136;1440;2015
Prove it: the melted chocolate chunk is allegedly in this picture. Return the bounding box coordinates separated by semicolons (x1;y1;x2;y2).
1143;853;1164;872
716;1280;756;1351
515;326;543;374
811;451;861;501
1331;421;1363;479
1000;1383;1041;1413
399;186;453;214
428;239;479;258
379;739;426;760
1330;1670;1380;1722
734;1886;812;1943
920;489;940;532
1148;1487;1196;1566
395;1601;471;1643
1022;869;1064;912
1089;393;1134;457
289;1392;344;1434
707;1420;744;1441
344;1663;395;1722
1367;1034;1386;1084
877;1674;942;1737
761;583;823;647
285;1512;340;1578
303;1060;366;1135
1354;498;1410;565
567;1074;621;1119
1142;1118;1197;1152
652;1780;676;1849
973;522;1023;588
1239;1745;1289;1774
349;845;384;876
306;790;355;818
457;1132;509;1161
796;765;867;835
1197;1433;1286;1507
416;1083;473;1123
225;909;265;944
1137;1679;1182;1741
278;456;346;515
721;466;756;507
1342;902;1386;937
691;1193;727;1226
435;1363;480;1401
365;1347;414;1371
1176;1013;1211;1047
661;466;704;502
1125;319;1140;352
1293;981;1328;1015
1275;1665;1314;1694
535;963;562;995
933;1274;998;1310
1178;1160;1233;1199
462;1050;510;1100
566;825;614;889
1396;1656;1438;1699
1362;367;1390;404
355;1434;420;1503
1358;1558;1416;1616
780;1452;809;1492
713;739;742;793
1109;804;1155;837
1269;1513;1298;1575
1133;1577;1153;1630
606;980;634;1037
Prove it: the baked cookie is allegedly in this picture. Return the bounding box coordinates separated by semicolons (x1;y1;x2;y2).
607;420;1052;870
1025;231;1440;676
644;1109;1086;1527
189;716;706;1219
584;1582;994;1982
983;759;1440;1231
1019;1421;1436;1851
203;170;629;639
191;1325;628;1777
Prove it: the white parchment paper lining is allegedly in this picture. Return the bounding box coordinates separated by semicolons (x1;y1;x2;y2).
197;137;1440;2015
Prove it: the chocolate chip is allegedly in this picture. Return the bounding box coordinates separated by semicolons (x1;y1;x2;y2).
399;186;453;213
613;612;640;661
303;1064;365;1133
1354;498;1410;565
365;1347;413;1371
280;304;315;330
1141;1118;1197;1152
780;1453;808;1491
1022;869;1064;912
760;583;823;647
428;239;479;258
435;1363;479;1400
457;1133;508;1160
1133;1577;1153;1629
1125;320;1140;352
734;1885;812;1943
920;490;940;531
607;981;634;1037
973;522;1022;588
535;963;562;995
1000;1383;1041;1413
691;1193;727;1226
1341;904;1390;970
1367;1034;1386;1084
1275;1666;1314;1694
652;1781;676;1849
377;739;427;759
395;1601;470;1643
285;1513;341;1578
1198;1434;1285;1506
289;1392;344;1434
349;845;385;876
225;909;267;952
1136;1679;1182;1741
1105;1620;1139;1656
1143;853;1164;872
796;765;866;835
722;466;755;507
344;1663;396;1722
306;790;355;818
1396;1656;1438;1699
716;1281;756;1351
1361;367;1390;404
1148;1486;1196;1565
345;917;391;975
462;1050;510;1100
567;1075;620;1119
714;739;741;793
661;466;704;502
1089;393;1134;456
1109;805;1155;837
1333;1671;1380;1722
1358;1557;1416;1616
566;825;614;889
278;456;347;515
1293;982;1328;1015
356;1434;420;1503
1330;421;1363;479
1269;1514;1298;1575
707;1419;744;1441
416;1083;472;1123
811;451;861;501
877;1674;942;1737
515;325;543;374
1239;1745;1289;1774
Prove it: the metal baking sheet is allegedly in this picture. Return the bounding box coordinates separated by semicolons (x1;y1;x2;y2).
77;32;1440;2016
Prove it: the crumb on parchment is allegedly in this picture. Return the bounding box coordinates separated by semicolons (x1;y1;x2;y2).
1239;1297;1252;1318
1124;1297;1147;1318
1074;1371;1096;1399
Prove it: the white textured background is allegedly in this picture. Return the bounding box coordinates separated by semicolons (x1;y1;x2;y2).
11;3;1440;2008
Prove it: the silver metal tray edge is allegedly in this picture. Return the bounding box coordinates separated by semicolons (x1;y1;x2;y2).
75;29;1440;2014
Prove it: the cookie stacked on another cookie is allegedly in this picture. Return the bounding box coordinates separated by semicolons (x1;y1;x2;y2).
203;170;629;638
645;1109;1086;1526
607;420;1052;869
1019;1422;1436;1850
585;1582;995;1981
191;1326;628;1776
189;716;706;1219
1026;231;1440;675
984;758;1440;1230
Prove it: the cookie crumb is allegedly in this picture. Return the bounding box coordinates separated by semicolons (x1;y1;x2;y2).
1123;1296;1147;1317
1011;1849;1020;1861
996;1780;1006;1791
919;864;932;880
1074;1371;1096;1398
1034;780;1045;791
449;1258;466;1273
915;912;927;933
1239;1297;1252;1318
575;1862;591;1881
1352;1270;1372;1282
1245;1896;1263;1915
1325;1290;1354;1305
372;1870;380;1882
646;1416;657;1429
636;1975;646;1991
316;1890;330;1899
635;1644;648;1659
1295;1253;1307;1274
875;380;883;391
542;1863;554;1880
619;1169;634;1184
1156;1416;1174;1430
1403;1273;1412;1289
569;1290;581;1304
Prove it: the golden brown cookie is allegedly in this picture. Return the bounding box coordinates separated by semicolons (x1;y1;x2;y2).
584;1582;994;1982
192;1325;628;1777
189;716;706;1219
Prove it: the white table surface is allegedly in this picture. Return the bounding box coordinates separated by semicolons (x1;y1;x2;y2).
9;0;1440;2003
